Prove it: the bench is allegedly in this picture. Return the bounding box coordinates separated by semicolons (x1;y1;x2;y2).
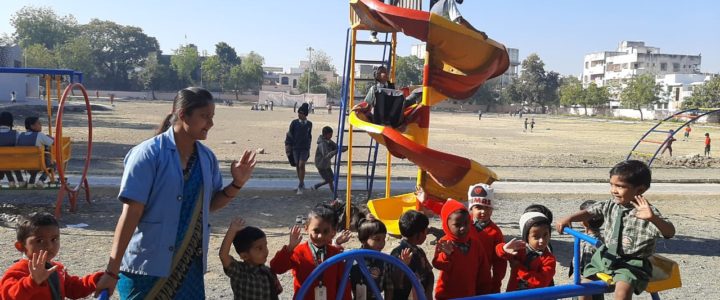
0;137;72;185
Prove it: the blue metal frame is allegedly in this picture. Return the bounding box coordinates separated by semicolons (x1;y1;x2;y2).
0;67;83;83
627;108;720;166
295;249;426;300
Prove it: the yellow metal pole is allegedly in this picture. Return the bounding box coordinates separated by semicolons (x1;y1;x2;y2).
45;75;53;138
386;32;398;198
346;28;358;230
416;46;432;188
55;75;61;106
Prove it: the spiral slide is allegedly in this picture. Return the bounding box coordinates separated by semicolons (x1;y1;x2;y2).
349;0;509;234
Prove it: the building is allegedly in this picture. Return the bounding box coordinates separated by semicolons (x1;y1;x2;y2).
582;41;701;89
654;73;712;111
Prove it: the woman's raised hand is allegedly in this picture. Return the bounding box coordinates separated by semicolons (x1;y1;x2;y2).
230;150;257;187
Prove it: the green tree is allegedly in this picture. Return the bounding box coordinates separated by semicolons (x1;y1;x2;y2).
584;82;610;114
80;19;159;89
55;36;95;76
395;55;423;87
298;70;325;94
23;44;56;68
325;80;342;100
311;50;336;73
682;76;720;109
138;51;177;99
559;76;585;113
201;55;222;90
620;74;661;121
512;53;560;113
171;44;200;85
11;6;77;49
215;42;240;66
239;51;265;92
469;77;502;110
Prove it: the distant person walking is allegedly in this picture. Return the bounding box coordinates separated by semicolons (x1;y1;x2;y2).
661;129;677;156
293;101;298;113
705;133;712;157
530;117;536;132
523;118;528;132
683;125;691;141
327;103;332;114
270;100;274;111
10;91;16;103
478;109;483;120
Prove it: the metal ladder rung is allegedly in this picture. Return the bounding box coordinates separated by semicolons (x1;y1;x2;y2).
631;151;655;157
355;59;386;65
343;145;374;149
344;128;368;133
651;129;671;133
338;161;375;165
640;139;666;144
356;40;393;46
354;78;374;82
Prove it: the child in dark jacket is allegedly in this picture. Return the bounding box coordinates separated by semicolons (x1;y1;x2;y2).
433;199;492;299
496;207;556;291
311;126;346;192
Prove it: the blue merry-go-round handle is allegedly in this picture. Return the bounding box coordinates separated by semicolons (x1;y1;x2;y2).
296;249;427;300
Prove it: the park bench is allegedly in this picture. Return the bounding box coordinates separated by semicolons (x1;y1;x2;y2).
0;137;72;188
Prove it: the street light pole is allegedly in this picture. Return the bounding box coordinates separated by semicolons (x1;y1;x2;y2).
306;46;314;94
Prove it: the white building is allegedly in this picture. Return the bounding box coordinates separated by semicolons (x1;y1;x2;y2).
583;41;701;89
654;73;712;111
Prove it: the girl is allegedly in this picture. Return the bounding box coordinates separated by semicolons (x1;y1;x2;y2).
94;87;257;298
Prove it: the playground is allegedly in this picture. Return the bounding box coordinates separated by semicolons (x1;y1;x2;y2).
1;101;719;299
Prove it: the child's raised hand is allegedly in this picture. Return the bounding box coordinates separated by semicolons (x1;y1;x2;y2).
334;230;352;246
228;217;246;232
437;240;454;255
502;238;525;255
415;185;426;204
288;225;303;250
28;250;57;285
632;195;655;220
229;150;257;188
400;248;413;265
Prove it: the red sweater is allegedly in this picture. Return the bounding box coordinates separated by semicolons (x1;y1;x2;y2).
0;259;102;300
270;242;350;300
495;243;556;291
432;200;492;300
470;221;507;293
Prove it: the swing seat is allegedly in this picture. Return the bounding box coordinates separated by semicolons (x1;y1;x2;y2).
595;254;681;294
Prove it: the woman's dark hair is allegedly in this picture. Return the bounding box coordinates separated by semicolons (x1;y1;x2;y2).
308;203;339;229
232;226;266;255
355;218;387;243
16;212;59;242
610;160;651;189
24;116;40;131
156;87;214;135
0;111;14;127
399;210;429;238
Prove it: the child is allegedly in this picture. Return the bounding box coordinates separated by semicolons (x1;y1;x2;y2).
311;126;346;192
661;129;676;156
219;218;282;300
349;218;393;299
0;111;25;188
270;204;351;300
433;199;491;299
683;125;691;141
569;200;604;300
285;103;313;195
0;213;103;299
530;118;536;132
388;210;434;300
705;133;711;157
523;118;528;132
557;160;675;300
496;207;556;291
467;183;507;293
16;116;55;188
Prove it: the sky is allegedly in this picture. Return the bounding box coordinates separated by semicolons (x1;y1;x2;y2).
2;0;719;76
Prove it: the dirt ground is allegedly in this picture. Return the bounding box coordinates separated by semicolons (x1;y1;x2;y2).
1;100;719;299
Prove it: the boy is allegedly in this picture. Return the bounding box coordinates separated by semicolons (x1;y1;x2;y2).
285;103;312;195
0;212;103;299
523;118;528;132
311;126;346;192
219;218;282;300
16;116;55;188
705;133;711;157
388;210;434;300
467;183;507;293
683;125;691;141
270;204;351;300
661;129;676;156
556;160;675;300
433;199;491;299
496;208;556;291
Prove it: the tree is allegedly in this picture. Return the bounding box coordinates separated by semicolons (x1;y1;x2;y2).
55;36;95;77
311;50;336;73
80;19;159;89
298;70;325;94
171;44;200;85
510;53;560;113
325;80;342;100
225;51;265;95
395;55;423;87
584;82;610;114
137;52;179;99
23;44;56;68
683;76;720;109
469;77;502;110
11;6;77;50
201;55;222;90
559;76;586;113
215;42;240;66
620;74;661;121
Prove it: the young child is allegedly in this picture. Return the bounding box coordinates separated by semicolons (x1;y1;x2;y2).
311;126;346;192
705;133;711;157
0;111;25;188
530;118;536;132
433;199;491;299
0;212;103;299
496;207;556;291
661;129;676;156
523;118;528;132
467;183;507;293
349;218;394;299
270;204;351;300
388;210;434;300
15;116;55;188
219;218;282;300
683;125;691;141
285;103;312;195
557;160;675;300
